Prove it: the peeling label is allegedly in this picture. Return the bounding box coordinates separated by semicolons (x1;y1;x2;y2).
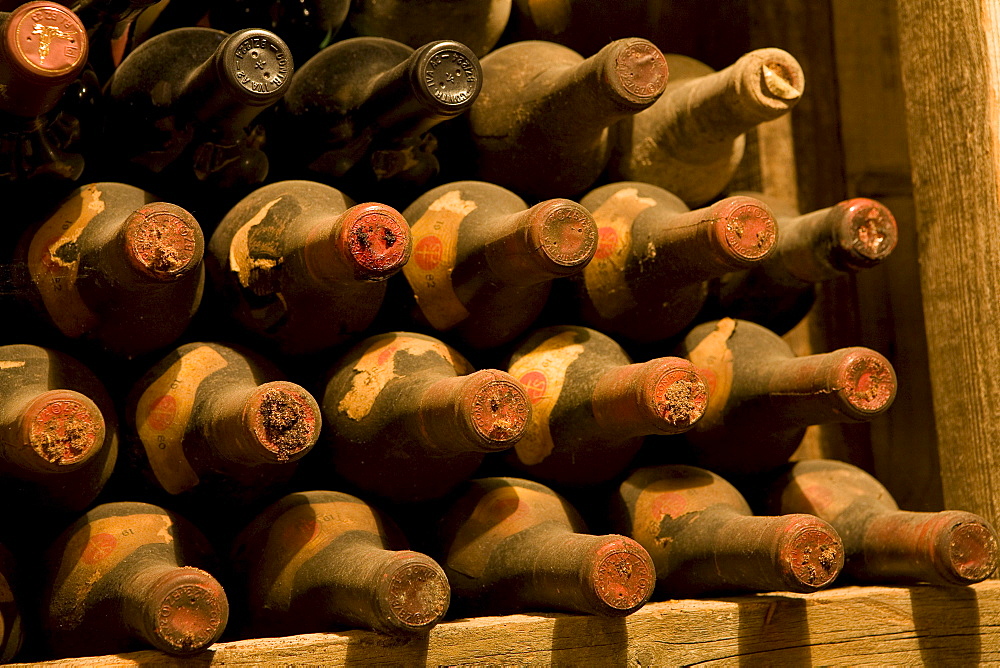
686;318;736;429
136;346;228;494
228;196;284;290
582;188;656;319
402;190;475;330
259;501;381;608
508;330;585;466
0;362;25;369
447;486;563;578
26;184;104;337
50;513;174;627
338;334;472;421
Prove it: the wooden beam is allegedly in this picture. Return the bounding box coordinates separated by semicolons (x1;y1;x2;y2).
16;582;1000;665
895;0;1000;527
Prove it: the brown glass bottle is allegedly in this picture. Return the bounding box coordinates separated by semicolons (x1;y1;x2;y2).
275;37;481;204
347;0;510;57
608;48;804;206
0;2;88;190
233;490;450;637
707;195;899;334
103;26;293;205
0;343;117;516
562;181;777;344
503;325;709;486
668;318;896;477
14;182;204;358
320;332;530;503
466;37;667;199
397;180;597;349
611;465;844;597
206;180;411;355
0;545;22;662
43;501;228;658
125;342;320;505
69;0;156;82
762;459;999;586
435;476;654;617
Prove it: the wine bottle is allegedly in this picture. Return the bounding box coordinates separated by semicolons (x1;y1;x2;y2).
103;26;293;208
274;37;481;204
14;182;204;359
347;0;510;57
0;2;89;191
465;37;668;199
506;0;651;57
42;501;228;657
668;318;896;477
68;0;157;82
561;182;777;343
233;490;450;637
0;343;117;517
206;180;411;355
0;545;22;662
397;181;597;349
435;476;654;617
125;341;320;505
762;459;999;586
611;465;844;596
209;0;350;64
320;332;530;503
504;325;709;486
608;48;804;206
707;195;899;333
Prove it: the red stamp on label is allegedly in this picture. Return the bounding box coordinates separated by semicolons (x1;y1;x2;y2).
414;236;443;270
594;227;619;260
518;371;547;403
146;395;177;431
81;532;117;565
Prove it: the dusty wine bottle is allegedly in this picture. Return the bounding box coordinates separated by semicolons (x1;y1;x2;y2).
397;180;597;349
435;476;654;617
14;182;204;358
668;318;897;477
347;0;510;57
0;2;89;189
42;501;228;657
608;48;804;206
68;0;157;82
0;343;117;516
707;195;899;333
233;490;450;637
209;0;350;63
506;0;653;57
125;342;320;504
320;332;530;503
611;465;844;596
762;459;999;586
504;325;709;486
560;181;777;343
206;180;411;355
275;37;481;203
103;26;293;204
465;37;668;199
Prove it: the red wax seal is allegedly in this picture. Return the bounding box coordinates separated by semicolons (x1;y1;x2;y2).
6;3;87;80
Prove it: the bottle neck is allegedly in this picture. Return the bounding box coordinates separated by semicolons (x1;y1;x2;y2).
203;381;319;466
591;358;709;438
413;370;529;455
655;48;803;161
302;203;411;286
120;564;228;655
97;202;204;288
1;388;104;474
480;199;597;287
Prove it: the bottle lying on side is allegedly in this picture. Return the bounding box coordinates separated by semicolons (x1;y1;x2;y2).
434;476;655;617
761;459;999;586
232;489;450;638
610;464;844;597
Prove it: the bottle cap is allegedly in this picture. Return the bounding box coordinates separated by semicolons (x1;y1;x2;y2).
833;348;896;417
830;198;899;271
528;199;599;274
372;552;451;634
339;203;412;280
709;196;778;265
583;537;655;615
19;389;104;472
775;515;844;592
410;40;482;117
244;381;320;463
645;360;710;433
124;203;204;282
933;513;999;585
608;38;669;107
215;28;293;107
464;371;531;452
3;2;87;85
141;567;228;655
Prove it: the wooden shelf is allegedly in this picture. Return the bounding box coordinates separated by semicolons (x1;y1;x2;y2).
18;581;1000;666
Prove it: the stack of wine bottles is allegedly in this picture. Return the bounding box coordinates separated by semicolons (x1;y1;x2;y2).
0;0;989;662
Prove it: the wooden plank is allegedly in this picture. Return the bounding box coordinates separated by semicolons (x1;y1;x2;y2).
830;0;942;511
895;0;1000;528
16;582;1000;666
